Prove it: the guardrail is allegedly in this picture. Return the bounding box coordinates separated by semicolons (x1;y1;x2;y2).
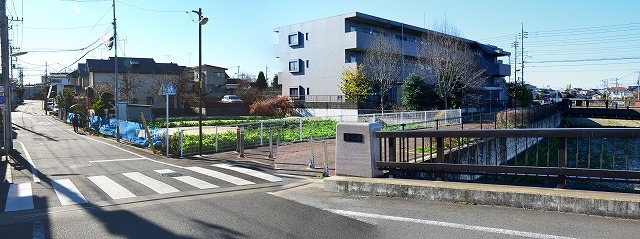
375;128;640;188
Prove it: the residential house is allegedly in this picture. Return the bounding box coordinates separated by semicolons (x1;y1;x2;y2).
274;12;510;107
74;57;189;111
194;65;230;98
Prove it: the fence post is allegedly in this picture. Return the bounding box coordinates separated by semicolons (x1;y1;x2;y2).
322;140;328;177
260;120;264;146
179;129;183;157
215;125;218;152
309;135;315;168
435;137;445;181
424;111;428;128
557;137;567;189
276;133;280;158
239;126;245;158
299;117;303;142
436;119;439;130
268;129;273;159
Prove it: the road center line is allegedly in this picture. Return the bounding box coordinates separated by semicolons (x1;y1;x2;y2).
77;133;185;169
326;209;576;239
18;141;40;183
89;158;145;163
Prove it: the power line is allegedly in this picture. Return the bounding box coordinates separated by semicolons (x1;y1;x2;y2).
116;0;187;13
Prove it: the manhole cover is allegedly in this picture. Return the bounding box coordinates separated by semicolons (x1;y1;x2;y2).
69;164;91;168
343;195;369;200
160;172;185;177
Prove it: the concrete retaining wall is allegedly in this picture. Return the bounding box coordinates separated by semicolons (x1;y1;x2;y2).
325;176;640;219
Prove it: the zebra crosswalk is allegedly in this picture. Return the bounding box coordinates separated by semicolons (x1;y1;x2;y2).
3;164;283;212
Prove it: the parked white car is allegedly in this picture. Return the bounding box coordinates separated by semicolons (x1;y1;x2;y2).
221;95;243;103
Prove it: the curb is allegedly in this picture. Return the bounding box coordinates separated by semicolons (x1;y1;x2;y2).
324;176;640;219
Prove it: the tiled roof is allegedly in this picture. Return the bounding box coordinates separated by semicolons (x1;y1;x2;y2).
85;57;185;74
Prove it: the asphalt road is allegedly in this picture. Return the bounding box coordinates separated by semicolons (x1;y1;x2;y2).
1;100;640;238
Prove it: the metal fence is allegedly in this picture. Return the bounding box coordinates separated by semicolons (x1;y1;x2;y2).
375;127;640;189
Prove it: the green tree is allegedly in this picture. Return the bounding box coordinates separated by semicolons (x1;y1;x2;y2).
256;71;268;90
15;86;25;102
505;81;533;107
91;92;114;118
402;73;438;110
339;65;371;103
271;74;279;88
56;88;75;115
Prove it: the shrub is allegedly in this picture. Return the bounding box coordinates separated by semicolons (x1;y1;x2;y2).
250;96;293;116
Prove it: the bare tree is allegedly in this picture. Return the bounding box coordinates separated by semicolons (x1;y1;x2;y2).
362;33;403;113
118;72;145;102
418;20;485;109
148;70;198;109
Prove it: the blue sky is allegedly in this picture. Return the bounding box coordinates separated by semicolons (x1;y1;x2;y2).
9;0;640;90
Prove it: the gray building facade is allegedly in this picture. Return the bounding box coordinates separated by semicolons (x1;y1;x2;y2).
274;12;511;105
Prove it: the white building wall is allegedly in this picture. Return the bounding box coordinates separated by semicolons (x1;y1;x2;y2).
275;14;350;97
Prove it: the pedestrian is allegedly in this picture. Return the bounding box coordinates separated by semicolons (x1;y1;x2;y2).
72;115;79;133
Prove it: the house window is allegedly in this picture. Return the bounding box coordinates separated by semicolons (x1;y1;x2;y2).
288;33;299;46
213;72;225;78
289;60;300;72
146;97;154;105
289;88;299;97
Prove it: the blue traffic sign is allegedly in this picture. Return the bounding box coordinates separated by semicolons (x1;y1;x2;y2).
0;96;5;105
165;82;176;95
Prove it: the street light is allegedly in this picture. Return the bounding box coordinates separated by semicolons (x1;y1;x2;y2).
192;8;208;156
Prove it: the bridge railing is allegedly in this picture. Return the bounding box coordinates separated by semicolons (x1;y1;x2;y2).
565;99;639;109
375;128;640;188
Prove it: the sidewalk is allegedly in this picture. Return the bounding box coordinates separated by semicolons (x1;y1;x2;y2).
191;139;336;178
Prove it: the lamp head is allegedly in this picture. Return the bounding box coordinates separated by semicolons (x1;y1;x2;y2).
199;17;209;26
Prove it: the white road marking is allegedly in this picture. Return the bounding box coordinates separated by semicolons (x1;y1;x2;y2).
89;158;145;163
123;172;180;194
186;166;255;186
327;209;576;239
88;175;136;200
18;141;40;183
213;164;282;182
51;179;88;206
155;169;219;189
76;134;186;169
5;183;34;212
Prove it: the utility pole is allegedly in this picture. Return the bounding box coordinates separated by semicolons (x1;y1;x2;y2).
601;79;609;99
636;71;640;100
1;0;13;151
519;23;528;85
112;0;120;142
512;35;518;83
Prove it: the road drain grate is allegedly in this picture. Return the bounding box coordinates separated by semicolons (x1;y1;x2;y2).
160;172;185;177
343;195;369;200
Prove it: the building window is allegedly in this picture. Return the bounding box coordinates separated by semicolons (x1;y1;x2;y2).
306;60;309;68
289;60;300;72
213;72;225;78
289;88;299;97
288;33;299;46
305;33;309;40
307;88;310;95
146;97;154;105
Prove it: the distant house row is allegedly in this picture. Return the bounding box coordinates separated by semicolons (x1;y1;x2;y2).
26;57;238;112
